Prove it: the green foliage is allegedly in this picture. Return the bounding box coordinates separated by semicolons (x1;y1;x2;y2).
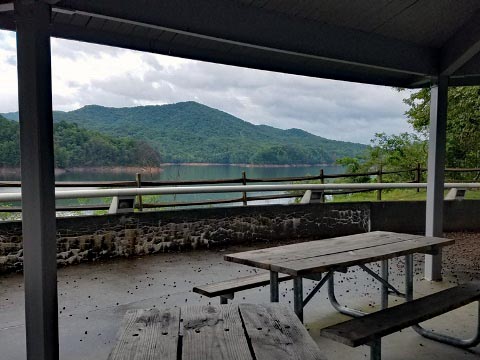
335;157;371;183
365;132;427;182
403;86;480;168
0;115;20;166
3;101;366;165
0;116;161;168
335;132;426;182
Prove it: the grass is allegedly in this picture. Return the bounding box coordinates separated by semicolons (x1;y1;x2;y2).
330;188;480;202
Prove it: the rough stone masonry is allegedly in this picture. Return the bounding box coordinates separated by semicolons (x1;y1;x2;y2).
2;200;479;274
0;203;370;273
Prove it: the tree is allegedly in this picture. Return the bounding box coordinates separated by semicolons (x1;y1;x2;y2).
403;86;480;168
336;132;427;182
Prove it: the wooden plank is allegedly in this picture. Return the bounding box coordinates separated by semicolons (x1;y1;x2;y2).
321;282;480;347
193;273;292;297
271;236;454;276
108;308;179;360
181;305;253;360
225;232;431;270
239;303;326;360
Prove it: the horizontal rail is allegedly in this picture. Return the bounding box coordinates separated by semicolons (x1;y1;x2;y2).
0;166;479;188
0;183;479;202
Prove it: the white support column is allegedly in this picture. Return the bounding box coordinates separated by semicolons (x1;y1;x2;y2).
425;76;448;281
15;1;59;359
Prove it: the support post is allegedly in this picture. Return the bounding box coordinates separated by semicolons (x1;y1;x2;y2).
376;165;382;201
270;271;279;302
416;163;421;192
319;169;325;203
425;77;448;281
242;171;247;206
405;254;414;302
15;1;59;359
293;277;303;322
136;172;143;211
381;260;389;309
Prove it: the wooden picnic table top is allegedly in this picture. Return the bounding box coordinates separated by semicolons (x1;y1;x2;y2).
108;303;326;360
224;231;454;276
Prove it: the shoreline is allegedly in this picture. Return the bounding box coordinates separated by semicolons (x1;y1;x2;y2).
0;163;335;175
160;162;333;168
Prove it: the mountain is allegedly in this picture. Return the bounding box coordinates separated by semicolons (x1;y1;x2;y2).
2;101;367;165
0;115;160;168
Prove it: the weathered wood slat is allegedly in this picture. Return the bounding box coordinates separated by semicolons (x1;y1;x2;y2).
193;272;292;297
239;303;326;360
271;236;454;276
181;305;253;360
321;282;480;347
108;308;179;360
224;231;425;270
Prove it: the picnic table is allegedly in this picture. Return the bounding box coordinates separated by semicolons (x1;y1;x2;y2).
225;231;454;321
108;303;326;360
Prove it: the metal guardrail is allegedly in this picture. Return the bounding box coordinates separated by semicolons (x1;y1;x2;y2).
0;183;479;213
1;182;480;202
0;165;479;212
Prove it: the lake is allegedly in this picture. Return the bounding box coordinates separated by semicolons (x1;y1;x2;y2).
1;164;344;211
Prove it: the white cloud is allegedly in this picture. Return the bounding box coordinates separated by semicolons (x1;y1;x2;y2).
0;30;413;143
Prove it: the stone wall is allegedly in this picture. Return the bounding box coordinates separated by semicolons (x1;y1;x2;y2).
0;203;370;273
1;200;479;273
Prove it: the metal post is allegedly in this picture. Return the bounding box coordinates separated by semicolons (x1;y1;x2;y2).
381;260;389;309
377;165;383;201
15;1;59;359
416;163;421;192
319;169;325;203
270;271;279;302
405;254;414;302
242;171;247;206
425;77;448;281
135;173;143;211
370;340;382;360
293;277;303;322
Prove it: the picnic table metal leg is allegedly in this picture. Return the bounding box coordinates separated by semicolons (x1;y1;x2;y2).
270;271;279;302
328;272;366;318
412;301;480;348
381;260;389;309
293;277;303;322
369;339;382;360
405;254;414;302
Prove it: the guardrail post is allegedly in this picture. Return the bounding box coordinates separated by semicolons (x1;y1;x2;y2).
136;173;143;211
320;169;325;203
377;166;383;201
242;171;247;206
416;163;421;192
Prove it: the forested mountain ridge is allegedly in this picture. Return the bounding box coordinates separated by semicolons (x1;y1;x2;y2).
0;115;160;168
2;101;367;165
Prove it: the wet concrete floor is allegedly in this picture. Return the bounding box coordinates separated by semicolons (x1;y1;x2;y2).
1;239;479;360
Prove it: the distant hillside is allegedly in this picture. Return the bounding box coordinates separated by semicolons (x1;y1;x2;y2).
2;101;367;165
0;115;160;168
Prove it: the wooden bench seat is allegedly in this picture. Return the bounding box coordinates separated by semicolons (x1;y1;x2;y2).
193;272;292;303
109;304;326;360
321;282;480;359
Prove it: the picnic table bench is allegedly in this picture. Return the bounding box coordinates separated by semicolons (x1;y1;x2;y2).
193;272;293;303
321;282;480;359
108;303;326;360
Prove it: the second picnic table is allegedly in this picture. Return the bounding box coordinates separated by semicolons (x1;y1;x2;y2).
225;231;454;321
108;303;326;360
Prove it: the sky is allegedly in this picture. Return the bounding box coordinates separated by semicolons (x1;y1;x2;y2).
0;30;414;144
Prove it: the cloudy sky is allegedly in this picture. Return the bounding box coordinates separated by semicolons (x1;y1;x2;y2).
0;30;414;144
